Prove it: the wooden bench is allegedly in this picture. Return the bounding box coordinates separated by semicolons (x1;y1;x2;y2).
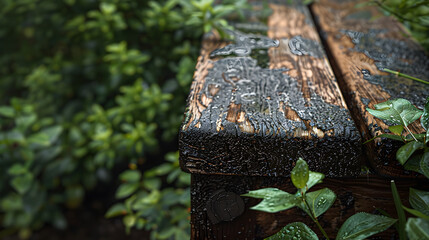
179;0;429;239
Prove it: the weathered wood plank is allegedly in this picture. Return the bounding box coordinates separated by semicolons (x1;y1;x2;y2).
179;2;362;177
311;0;429;177
191;173;429;239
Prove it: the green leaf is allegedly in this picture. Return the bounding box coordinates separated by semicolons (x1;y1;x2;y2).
305;171;325;193
249;191;299;213
11;173;34;194
420;152;429;179
405;133;427;142
105;203;127;218
406;218;429;240
291;158;309;189
0;106;15;117
42;125;63;144
389;125;404;135
404;153;424;174
421;97;429;131
27;132;50;146
242;188;287;199
403;206;429;220
8;164;28;176
123;214;137;228
363;133;403;144
142;177;161;190
115;183;139;199
265;222;318;240
119;170;141;182
409;188;429;216
366;98;422;126
396;141;424;165
336;212;397;240
303;188;336;217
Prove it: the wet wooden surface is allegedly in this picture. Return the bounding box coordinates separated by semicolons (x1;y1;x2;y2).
311;0;429;177
179;1;362;178
191;174;429;239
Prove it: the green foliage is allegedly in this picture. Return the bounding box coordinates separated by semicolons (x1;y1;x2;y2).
368;0;429;51
291;158;309;189
0;0;244;238
336;212;397;240
367;97;429;240
409;188;429;217
266;222;318;240
366;98;428;174
366;98;423;127
406;218;429;240
243;159;395;240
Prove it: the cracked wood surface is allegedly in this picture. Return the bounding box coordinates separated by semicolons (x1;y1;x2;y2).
311;0;428;177
179;2;362;177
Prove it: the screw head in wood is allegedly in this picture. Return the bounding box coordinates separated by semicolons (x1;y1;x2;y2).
206;189;245;224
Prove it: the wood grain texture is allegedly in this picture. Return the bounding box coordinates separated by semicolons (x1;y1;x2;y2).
191;173;429;239
179;2;362;177
311;0;429;177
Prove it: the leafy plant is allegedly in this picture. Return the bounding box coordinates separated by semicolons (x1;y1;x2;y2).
365;97;428;177
366;97;429;240
243;158;397;239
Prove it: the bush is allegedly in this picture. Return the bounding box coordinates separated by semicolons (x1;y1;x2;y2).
0;0;247;238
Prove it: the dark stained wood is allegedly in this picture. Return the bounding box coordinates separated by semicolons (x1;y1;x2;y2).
191;173;429;239
179;2;362;178
311;0;429;177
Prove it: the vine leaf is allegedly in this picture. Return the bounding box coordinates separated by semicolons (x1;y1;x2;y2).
366;98;422;126
265;222;318;240
336;212;396;240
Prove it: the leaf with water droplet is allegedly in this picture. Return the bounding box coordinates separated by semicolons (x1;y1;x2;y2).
291;158;309;189
249;191;299;213
265;222;318;240
366;98;422;127
299;188;336;218
242;188;288;199
336;212;396;240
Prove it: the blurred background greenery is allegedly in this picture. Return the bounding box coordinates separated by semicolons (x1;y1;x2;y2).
0;0;427;239
0;0;247;239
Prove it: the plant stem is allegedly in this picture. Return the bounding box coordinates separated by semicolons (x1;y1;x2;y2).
382;68;429;85
302;193;330;240
404;125;418;142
